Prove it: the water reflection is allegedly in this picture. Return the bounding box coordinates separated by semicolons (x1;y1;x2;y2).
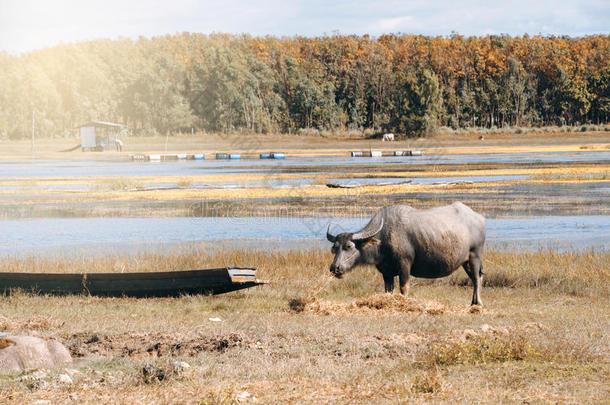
1;215;607;257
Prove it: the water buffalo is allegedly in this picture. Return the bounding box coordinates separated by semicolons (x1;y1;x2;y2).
326;202;486;305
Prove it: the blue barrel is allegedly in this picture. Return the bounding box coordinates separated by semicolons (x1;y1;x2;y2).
260;153;271;159
229;153;241;159
271;152;285;159
193;154;205;160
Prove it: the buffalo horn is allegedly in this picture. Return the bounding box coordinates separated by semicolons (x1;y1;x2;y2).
352;218;384;241
326;224;337;242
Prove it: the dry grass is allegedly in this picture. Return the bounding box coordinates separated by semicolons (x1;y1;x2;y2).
531;171;610;181
447;249;610;296
0;248;608;404
2;247;607;297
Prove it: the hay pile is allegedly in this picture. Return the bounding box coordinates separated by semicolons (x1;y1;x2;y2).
289;293;451;315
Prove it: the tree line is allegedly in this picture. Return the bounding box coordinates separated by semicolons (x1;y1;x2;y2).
0;33;608;139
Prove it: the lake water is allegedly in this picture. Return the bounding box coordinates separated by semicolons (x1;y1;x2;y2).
0;215;608;257
1;150;608;178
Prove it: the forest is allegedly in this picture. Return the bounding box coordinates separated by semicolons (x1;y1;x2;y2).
0;33;608;139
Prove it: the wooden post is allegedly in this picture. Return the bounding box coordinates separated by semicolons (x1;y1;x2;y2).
31;110;35;157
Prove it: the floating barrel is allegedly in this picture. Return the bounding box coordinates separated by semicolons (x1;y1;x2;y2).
271;152;285;159
193;154;205;160
176;153;188;160
229;153;241;159
260;153;271;159
216;153;228;159
149;154;161;161
131;154;149;161
370;151;382;157
411;150;423;156
351;151;363;157
394;151;405;156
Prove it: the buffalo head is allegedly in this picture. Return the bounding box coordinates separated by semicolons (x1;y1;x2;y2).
326;219;383;278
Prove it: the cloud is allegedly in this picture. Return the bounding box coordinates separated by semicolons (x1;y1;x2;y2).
376;16;415;31
365;0;609;37
0;0;607;54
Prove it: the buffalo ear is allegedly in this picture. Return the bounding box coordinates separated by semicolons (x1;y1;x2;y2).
361;238;381;248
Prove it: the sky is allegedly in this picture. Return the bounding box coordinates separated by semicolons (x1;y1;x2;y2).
0;0;608;54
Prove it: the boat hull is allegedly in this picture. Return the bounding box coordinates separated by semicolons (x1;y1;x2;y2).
0;267;265;297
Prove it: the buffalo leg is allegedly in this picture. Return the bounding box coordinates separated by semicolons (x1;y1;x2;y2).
382;274;395;293
398;260;412;296
462;261;474;279
466;251;483;306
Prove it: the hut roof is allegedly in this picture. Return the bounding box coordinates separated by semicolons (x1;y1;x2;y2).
79;121;125;129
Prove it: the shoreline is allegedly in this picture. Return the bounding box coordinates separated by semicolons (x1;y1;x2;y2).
0;131;608;160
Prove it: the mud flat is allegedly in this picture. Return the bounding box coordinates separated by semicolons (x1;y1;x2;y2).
0;148;608;219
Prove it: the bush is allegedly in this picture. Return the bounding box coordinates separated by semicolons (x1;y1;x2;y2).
425;334;537;366
297;128;320;136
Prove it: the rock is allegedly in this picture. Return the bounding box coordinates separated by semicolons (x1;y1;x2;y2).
480;324;492;333
237;391;257;403
55;373;73;385
172;361;190;376
0;335;72;372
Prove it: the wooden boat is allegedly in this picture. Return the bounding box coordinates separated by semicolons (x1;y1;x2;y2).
0;267;266;297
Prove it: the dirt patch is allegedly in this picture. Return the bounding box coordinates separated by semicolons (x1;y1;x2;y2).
289;294;460;315
62;332;247;358
0;315;63;331
355;294;449;314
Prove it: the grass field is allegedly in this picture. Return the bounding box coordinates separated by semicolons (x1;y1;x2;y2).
0;248;608;403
